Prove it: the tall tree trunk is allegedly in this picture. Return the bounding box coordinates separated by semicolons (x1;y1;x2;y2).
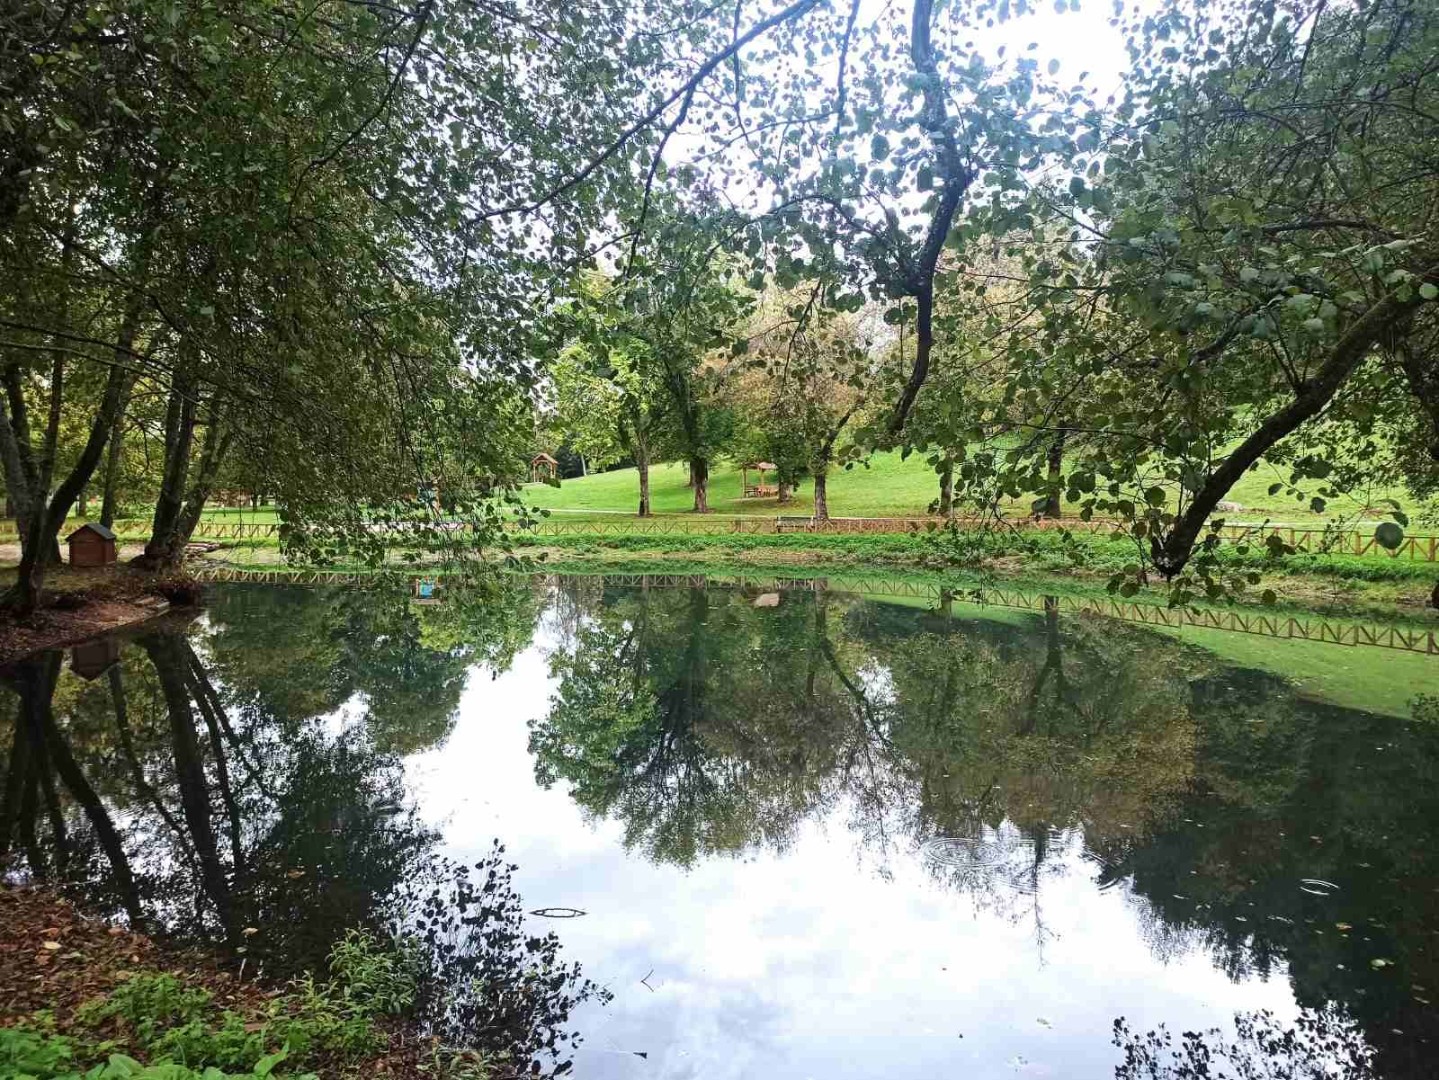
938;454;955;519
0;365;60;567
690;456;710;513
0;224;144;609
813;469;830;522
137;394;230;569
1041;431;1065;519
778;482;793;504
2;343;133;616
637;451;651;517
137;374;196;568
171;413;231;558
811;403;858;525
100;376;134;529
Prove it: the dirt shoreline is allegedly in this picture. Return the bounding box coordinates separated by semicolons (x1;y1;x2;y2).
0;561;201;666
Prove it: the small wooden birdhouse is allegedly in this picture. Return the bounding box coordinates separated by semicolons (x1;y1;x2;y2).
66;522;117;568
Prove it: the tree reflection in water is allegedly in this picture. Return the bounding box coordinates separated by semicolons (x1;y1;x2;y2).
3;577;1437;1076
533;580;1439;1077
0;582;609;1075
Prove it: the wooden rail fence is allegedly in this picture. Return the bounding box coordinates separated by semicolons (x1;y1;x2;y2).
5;514;1435;560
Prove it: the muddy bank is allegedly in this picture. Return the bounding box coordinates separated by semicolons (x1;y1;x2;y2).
0;565;200;664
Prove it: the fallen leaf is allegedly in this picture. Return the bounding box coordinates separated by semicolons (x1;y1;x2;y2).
41;941;61;951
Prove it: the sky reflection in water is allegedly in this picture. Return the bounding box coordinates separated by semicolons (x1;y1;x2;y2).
411;641;1292;1079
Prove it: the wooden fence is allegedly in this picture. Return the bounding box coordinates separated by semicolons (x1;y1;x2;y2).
189;565;1439;656
6;514;1436;561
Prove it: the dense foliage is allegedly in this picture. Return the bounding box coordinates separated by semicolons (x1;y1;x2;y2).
2;0;1435;608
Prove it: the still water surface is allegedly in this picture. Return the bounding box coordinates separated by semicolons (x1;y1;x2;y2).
2;577;1437;1078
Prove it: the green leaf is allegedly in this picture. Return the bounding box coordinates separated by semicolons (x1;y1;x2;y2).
254;1047;290;1077
1421;282;1438;300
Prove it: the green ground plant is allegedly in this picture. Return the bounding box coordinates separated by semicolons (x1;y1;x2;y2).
7;930;425;1080
0;1025;307;1080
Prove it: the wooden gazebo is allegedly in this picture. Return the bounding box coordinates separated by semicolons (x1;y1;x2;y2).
530;452;559;483
741;461;778;498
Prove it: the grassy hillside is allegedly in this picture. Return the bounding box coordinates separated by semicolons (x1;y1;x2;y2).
524;450;1416;525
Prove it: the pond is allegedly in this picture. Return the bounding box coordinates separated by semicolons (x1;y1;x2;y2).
2;575;1438;1078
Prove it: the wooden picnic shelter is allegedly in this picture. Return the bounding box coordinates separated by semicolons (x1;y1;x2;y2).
741;461;779;498
530;452;559;483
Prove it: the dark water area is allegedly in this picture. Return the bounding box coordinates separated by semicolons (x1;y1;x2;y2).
2;576;1438;1078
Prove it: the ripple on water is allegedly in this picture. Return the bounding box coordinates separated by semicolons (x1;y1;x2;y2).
920;832;1048;895
1299;879;1340;897
922;835;1031;869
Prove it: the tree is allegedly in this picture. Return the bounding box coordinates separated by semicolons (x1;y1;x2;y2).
548;273;673;516
4;0;807;606
560;213;752;514
959;0;1439;588
734;288;879;519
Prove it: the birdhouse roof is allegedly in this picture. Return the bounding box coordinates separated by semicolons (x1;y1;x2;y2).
67;522;117;542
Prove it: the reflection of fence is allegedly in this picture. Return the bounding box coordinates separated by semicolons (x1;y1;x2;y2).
190;566;1436;657
184;522;280;540
8;515;1434;560
535;571;1439;656
974;585;1438;655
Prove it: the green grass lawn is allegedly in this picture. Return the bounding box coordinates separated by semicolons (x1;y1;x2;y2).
523;450;1417;525
524;455;945;518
